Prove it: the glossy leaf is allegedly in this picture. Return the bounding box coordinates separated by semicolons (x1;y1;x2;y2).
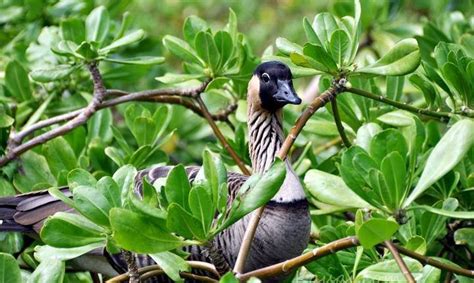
404;119;474;207
85;6;109;45
73;185;113;227
355;258;423;282
312;12;338;47
0;253;21;283
30;65;80;82
183;15;208;44
5;60;31;101
112;165;137;204
104;56;165;65
380;152;406;209
276;37;303;55
163;35;204;66
304;169;370;209
28;259;65;283
150;252;190;282
40;212;105;248
329;29;350;66
167;203;205;240
165;165;191;211
195;31;219;71
454;228;474;251
35;242;104;261
355;123;382;151
189;186;214;235
357;38;420;76
60;18;85;44
100;29;145;53
13;151;56;193
67;169;96;190
43;137;77;179
357;218;399;249
110;208;184;253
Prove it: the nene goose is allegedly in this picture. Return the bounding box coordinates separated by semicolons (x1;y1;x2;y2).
0;61;311;282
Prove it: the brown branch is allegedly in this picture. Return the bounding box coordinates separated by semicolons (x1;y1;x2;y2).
0;62;106;167
238;237;359;280
384;240;415;283
233;78;347;275
0;80;240;167
122;251;139;283
394;244;474;278
106;261;219;282
195;95;251;175
331;98;352;147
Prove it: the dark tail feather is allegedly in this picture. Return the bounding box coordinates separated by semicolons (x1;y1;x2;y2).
0;188;72;233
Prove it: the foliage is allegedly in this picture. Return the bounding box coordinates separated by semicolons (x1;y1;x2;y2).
0;0;473;282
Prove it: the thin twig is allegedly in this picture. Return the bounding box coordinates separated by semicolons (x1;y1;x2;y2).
331;98;352;147
394;244;474;278
0;81;240;167
346;87;474;120
238;237;359;280
233;78;347;275
195;95;251;175
106;261;219;282
0;62;106;166
384;240;416;283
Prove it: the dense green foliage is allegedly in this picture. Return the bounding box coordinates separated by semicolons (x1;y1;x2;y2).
0;0;473;282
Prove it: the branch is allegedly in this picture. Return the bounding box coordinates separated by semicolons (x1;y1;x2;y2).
195;95;251;175
346;87;474;120
238;237;359;280
0;62;106;167
106;261;219;282
122;250;139;283
394;243;474;278
384;240;415;283
233;78;347;275
0;80;240;167
331;98;352;147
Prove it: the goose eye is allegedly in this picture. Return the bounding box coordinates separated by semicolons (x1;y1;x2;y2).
262;73;270;83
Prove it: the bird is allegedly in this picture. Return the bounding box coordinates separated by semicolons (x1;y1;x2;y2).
0;61;311;282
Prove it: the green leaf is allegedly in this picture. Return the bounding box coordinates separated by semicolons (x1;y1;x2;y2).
67;169;96;190
410;74;437;107
302;17;322;46
304;169;370;209
202;150;226;205
75;42;98;60
85;6;110;45
165;165;191;211
87;109;113;144
73;185;113;228
275;37;303;55
5;60;31;101
183;15;208;45
355;258;423;282
195;31;219;71
103;56;165;65
377;110;414;127
149;252;191;282
30;65;80;82
454;228;474;251
214;31;233;70
100;29;145;53
404;236;427;255
40;212;105;248
189;186;214;235
60;18;85;44
329;29;350;66
112;165;137;204
220;159;286;232
110;208;184;253
155;73;205;84
167;203;205;240
43;137;77;179
357;38;420;76
303;43;338;73
312;13;338;47
404;119;474;207
355;123;382;151
0;253;21;283
413;205;474;220
28;259;65;283
0;114;14;128
380;152;407;209
369;129;408;166
356;218;399;249
35;242;104;261
13;151;56;193
163;35;204;66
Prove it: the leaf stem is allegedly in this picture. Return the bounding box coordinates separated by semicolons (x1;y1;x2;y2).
346;87;474;121
331;98;352;147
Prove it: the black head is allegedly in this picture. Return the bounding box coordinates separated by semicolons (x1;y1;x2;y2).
253;61;301;111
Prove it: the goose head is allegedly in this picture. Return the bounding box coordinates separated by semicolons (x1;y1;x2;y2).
247;61;301;112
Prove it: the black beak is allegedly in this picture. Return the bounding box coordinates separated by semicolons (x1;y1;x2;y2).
274;80;302;105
